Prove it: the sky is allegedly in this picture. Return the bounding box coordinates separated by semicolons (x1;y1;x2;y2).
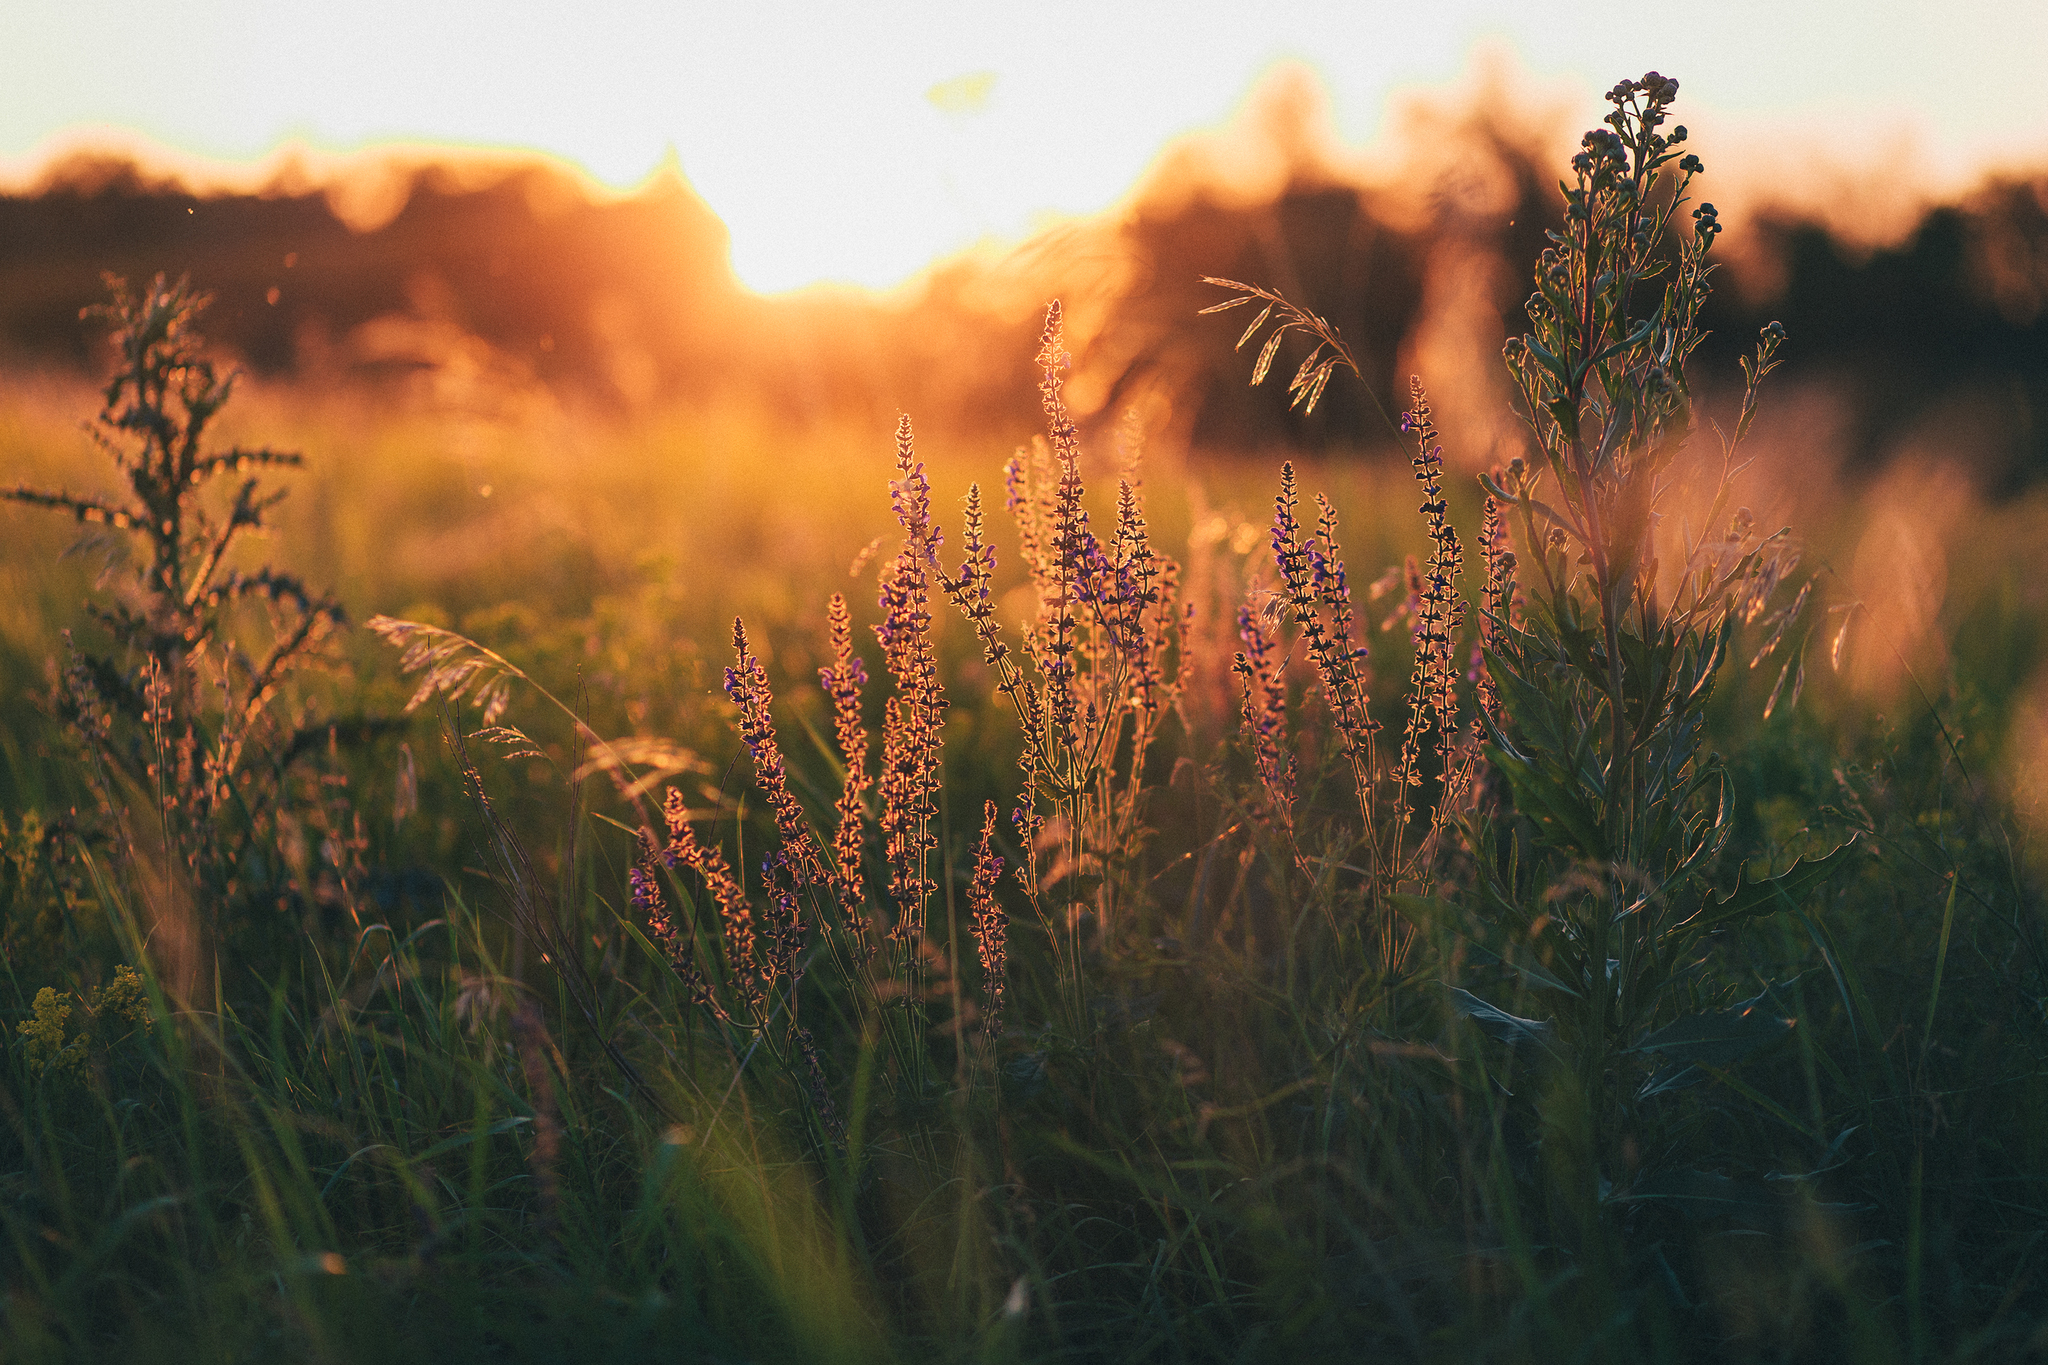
5;1;2046;294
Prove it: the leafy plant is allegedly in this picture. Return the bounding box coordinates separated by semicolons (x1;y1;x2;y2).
1215;72;1859;1257
14;964;151;1080
1465;72;1848;1228
2;275;348;961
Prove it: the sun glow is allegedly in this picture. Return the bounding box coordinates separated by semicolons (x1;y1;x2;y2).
4;1;2047;293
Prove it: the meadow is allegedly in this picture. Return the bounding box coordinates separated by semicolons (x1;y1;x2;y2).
4;74;2048;1363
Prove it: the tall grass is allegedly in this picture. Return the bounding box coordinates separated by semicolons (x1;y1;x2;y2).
4;72;2048;1364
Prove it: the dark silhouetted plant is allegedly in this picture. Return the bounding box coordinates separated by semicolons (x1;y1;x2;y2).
1212;72;1856;1265
3;275;346;958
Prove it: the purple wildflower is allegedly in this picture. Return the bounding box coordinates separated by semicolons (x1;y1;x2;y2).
967;800;1008;1040
725;617;825;888
1233;602;1295;829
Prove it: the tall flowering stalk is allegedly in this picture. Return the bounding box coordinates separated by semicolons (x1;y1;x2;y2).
621;431;961;1124
4;276;345;960
1390;382;1472;864
967;801;1008;1042
818;593;875;949
1206;265;1503;970
1210;399;1475;964
647;784;845;1133
1263;465;1378;850
1473;481;1519;731
876;417;947;948
660;788;765;1015
1453;74;1838;1249
725;619;829;889
632;831;715;1014
1232;603;1295;838
930;303;1188;1019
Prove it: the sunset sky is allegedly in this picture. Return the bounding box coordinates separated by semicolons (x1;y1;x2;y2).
6;1;2046;293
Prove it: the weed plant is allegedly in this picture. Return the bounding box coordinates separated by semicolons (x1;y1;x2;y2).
3;73;2047;1364
2;276;356;986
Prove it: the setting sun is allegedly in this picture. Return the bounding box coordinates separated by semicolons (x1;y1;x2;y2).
5;1;2047;291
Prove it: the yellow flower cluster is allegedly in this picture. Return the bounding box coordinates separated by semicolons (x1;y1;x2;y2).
15;965;152;1079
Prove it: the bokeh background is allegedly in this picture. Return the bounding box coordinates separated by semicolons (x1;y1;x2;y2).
4;6;2048;838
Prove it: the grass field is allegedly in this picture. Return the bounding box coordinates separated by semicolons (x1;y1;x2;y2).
4;76;2048;1364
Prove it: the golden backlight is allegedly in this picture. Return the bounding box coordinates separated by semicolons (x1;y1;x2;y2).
4;1;2046;294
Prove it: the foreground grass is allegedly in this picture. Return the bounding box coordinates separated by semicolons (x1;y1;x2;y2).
3;698;2044;1364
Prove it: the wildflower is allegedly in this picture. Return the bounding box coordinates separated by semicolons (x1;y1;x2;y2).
1011;742;1046;868
759;850;807;992
1037;304;1093;746
940;486;1008;680
876;417;947;942
17;987;85;1078
1475;487;1519;728
633;831;715;1010
1692;201;1721;246
968;801;1008;1039
1270;466;1377;767
1234;602;1295;829
1113;478;1181;729
725;617;826;887
99;965;152;1034
1395;380;1466;814
16;965;154;1079
1310;495;1372;707
662;787;762;1011
817;593;874;946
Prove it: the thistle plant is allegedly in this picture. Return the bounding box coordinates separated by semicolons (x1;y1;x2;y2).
1449;76;1851;1251
4;275;345;950
1211;73;1852;1247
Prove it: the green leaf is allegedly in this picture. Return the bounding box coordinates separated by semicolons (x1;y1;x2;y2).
1486;656;1570;757
1546;398;1579;441
1396;895;1582;999
1633;986;1793;1061
1584;317;1656;373
1526;335;1570;385
1609;1168;1784;1219
1693;835;1859;929
1631;984;1796;1095
1487;745;1608;860
1459;936;1584;999
1443;985;1557;1055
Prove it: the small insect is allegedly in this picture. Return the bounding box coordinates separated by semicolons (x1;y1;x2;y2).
1247;587;1287;628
